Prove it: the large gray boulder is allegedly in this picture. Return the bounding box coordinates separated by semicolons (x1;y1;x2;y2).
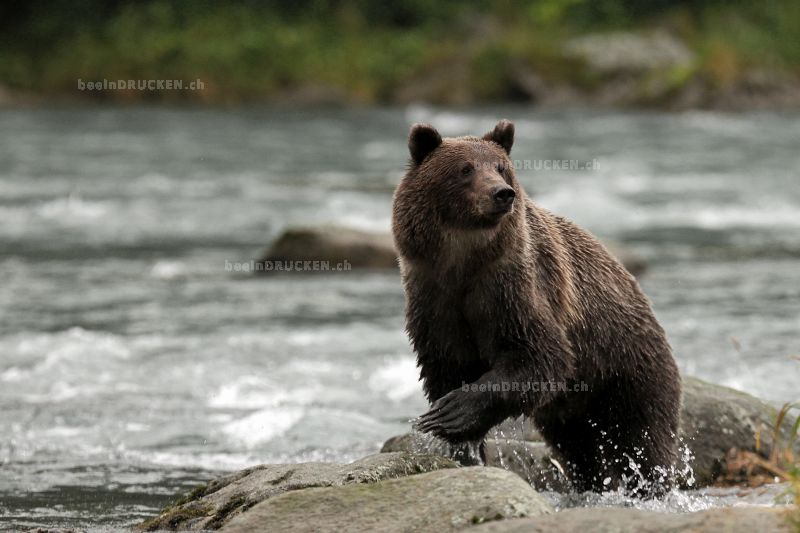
382;377;795;488
220;467;554;533
137;453;456;531
471;507;795;533
381;433;567;493
679;377;791;486
484;439;570;493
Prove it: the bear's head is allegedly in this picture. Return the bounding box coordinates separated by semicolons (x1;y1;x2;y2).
393;120;522;261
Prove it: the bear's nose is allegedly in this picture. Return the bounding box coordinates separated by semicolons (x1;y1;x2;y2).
492;186;516;207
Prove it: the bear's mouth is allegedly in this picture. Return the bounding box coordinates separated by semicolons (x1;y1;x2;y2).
489;203;514;217
477;206;512;228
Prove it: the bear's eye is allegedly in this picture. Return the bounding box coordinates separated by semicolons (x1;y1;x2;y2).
461;164;473;176
497;164;506;174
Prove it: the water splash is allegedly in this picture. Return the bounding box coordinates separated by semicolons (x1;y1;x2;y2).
480;417;757;513
676;437;697;488
488;417;571;492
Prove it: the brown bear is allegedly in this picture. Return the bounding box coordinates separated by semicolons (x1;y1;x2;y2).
391;120;681;496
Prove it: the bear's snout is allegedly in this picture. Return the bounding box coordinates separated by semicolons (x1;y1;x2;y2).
492;186;515;212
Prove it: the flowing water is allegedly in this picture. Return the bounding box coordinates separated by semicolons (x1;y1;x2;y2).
0;106;798;530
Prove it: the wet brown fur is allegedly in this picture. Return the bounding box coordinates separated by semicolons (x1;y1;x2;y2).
392;120;682;495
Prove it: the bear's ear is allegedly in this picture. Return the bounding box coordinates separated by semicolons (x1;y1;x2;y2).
408;123;442;165
483;119;514;155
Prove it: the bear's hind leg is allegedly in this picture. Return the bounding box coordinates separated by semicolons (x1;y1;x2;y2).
534;386;678;497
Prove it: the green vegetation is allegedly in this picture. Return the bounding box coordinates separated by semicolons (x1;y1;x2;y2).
137;502;211;531
136;481;214;531
773;401;800;530
760;377;799;530
777;404;800;531
173;483;211;507
206;494;249;529
770;359;800;529
0;0;798;104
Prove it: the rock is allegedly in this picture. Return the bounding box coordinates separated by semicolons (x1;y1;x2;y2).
564;31;694;74
381;416;541;449
484;439;570;493
381;431;567;493
28;529;88;533
221;467;554;532
258;226;647;276
506;64;549;103
380;432;417;454
712;69;800;111
669;77;709;110
560;31;699;107
381;377;795;489
471;507;794;532
257;226;398;272
679;376;793;487
137;452;456;531
603;240;647;276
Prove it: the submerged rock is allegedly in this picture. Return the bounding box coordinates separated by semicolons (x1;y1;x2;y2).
221;467;553;532
603;240;647;276
471;507;794;532
257;226;397;272
137;452;456;531
257;226;647;276
381;377;796;488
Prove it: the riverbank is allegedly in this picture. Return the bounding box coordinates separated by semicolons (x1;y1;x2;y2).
2;1;799;110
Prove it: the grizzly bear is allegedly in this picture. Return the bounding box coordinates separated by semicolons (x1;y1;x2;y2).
392;120;681;496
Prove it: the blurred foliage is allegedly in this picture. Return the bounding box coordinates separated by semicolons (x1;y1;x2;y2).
0;0;798;102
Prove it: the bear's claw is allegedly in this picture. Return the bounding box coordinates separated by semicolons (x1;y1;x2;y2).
414;389;485;442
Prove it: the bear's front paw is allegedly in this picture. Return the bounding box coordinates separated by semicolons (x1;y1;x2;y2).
413;389;488;443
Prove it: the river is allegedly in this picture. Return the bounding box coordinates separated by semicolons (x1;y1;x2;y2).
0;106;798;529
